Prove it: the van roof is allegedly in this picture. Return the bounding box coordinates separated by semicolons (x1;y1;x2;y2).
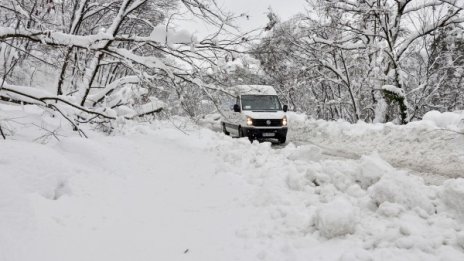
231;85;277;96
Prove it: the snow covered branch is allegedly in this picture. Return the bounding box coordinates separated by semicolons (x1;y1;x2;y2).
0;84;117;120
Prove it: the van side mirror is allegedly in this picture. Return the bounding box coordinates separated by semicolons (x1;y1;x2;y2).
233;104;241;112
283;105;288;112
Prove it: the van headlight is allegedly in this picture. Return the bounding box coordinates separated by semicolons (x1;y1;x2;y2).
282;116;287;126
246;117;253;126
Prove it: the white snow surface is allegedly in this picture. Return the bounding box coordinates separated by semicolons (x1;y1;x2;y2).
1;104;464;261
314;197;358;239
286;111;464;180
423;110;464;131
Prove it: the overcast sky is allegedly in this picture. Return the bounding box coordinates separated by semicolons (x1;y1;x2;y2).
176;0;307;37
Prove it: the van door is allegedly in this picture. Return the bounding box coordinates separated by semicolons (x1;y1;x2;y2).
223;96;242;136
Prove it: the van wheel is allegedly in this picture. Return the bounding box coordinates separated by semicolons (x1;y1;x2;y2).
239;127;254;143
278;136;286;144
223;123;230;135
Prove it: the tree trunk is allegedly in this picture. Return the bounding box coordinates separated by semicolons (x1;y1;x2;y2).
56;47;73;96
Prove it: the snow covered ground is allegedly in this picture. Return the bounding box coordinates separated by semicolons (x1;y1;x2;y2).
286;111;464;183
1;104;464;261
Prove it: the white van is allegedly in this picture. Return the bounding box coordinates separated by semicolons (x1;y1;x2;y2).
221;85;288;143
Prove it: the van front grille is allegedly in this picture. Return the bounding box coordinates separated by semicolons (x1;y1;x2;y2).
253;119;282;127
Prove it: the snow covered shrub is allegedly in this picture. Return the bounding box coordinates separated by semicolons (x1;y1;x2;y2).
314;197;358;238
441;178;464;220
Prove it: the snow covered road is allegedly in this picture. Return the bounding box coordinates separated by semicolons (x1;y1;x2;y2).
204;111;463;184
2;108;464;261
283;139;452;186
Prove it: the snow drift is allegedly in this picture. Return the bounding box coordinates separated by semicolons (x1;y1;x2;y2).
287;110;464;179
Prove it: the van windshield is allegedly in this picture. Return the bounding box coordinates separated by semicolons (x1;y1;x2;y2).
241;95;282;111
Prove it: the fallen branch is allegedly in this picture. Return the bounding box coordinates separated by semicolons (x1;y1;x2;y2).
125;107;163;120
0;124;5;139
0;86;116;120
47;104;88;138
31;123;63;143
1;85;164;129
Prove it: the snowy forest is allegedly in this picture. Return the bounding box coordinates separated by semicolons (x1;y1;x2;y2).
0;0;249;136
1;0;463;135
1;1;464;261
256;0;464;124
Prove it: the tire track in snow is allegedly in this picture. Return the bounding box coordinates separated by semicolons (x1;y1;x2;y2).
282;138;450;185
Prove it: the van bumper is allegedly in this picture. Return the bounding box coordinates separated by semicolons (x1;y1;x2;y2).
242;127;288;140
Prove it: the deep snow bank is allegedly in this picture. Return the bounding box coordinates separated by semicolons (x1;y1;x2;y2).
287;110;464;179
2;104;464;261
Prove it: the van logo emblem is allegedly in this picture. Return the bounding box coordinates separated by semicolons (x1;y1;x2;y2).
266;120;271;125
